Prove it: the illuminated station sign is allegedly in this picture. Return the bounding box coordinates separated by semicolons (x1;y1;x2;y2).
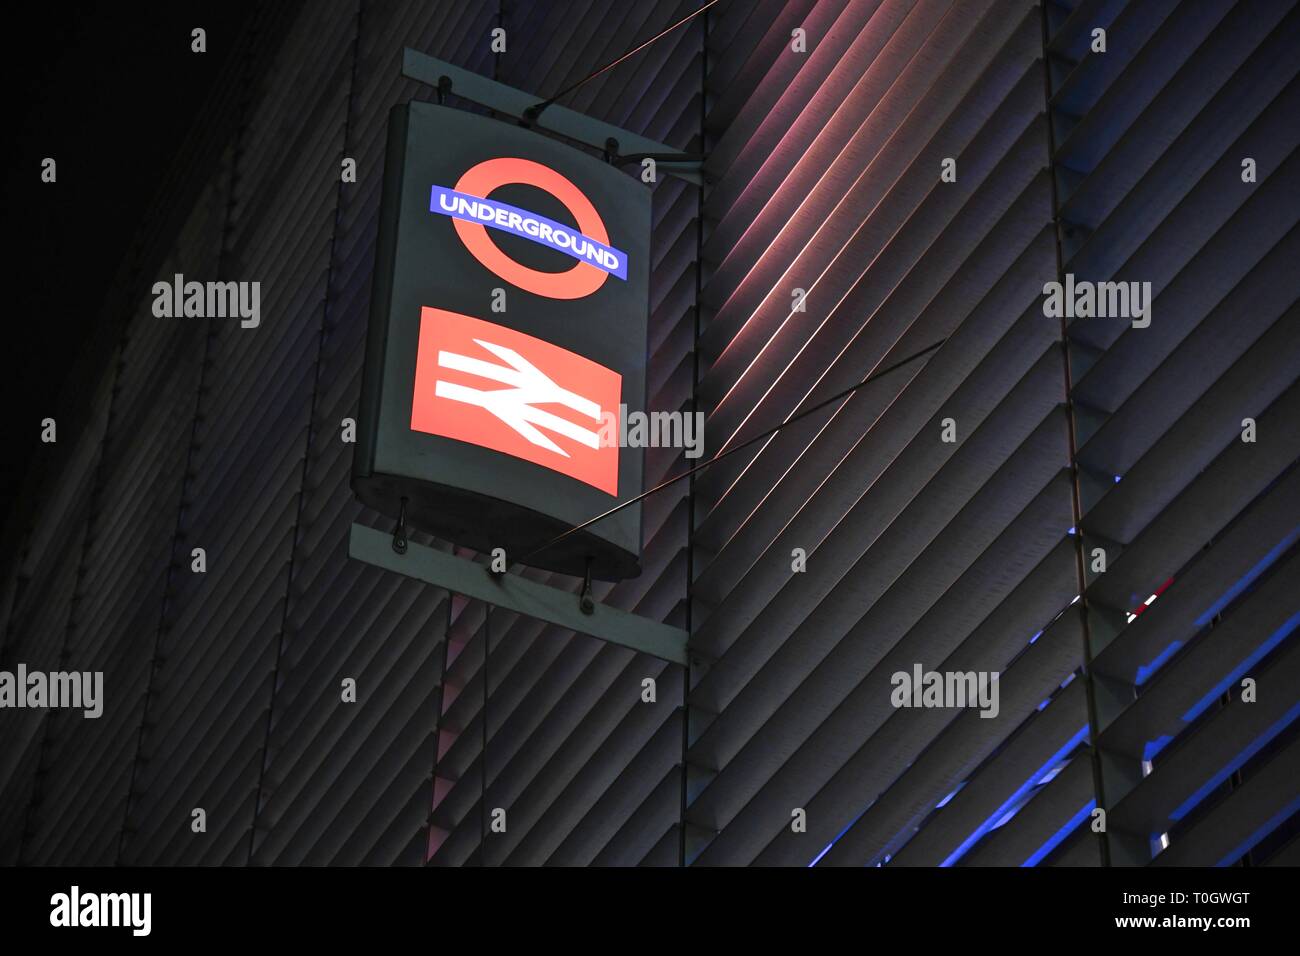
354;102;651;580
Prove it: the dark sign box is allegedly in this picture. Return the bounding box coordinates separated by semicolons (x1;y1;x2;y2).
354;102;650;580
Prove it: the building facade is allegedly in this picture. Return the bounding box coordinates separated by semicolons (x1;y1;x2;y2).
1;0;1297;866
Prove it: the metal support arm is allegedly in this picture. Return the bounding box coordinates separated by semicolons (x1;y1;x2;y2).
348;524;689;665
401;49;706;186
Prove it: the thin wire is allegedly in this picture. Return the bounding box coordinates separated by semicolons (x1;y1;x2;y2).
481;602;490;866
479;0;504;872
1038;0;1110;868
519;337;948;565
424;592;453;862
527;0;725;118
682;0;710;868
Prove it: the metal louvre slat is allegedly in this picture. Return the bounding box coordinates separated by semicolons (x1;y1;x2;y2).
1085;380;1300;616
1150;732;1300;867
691;338;1067;720
0;8;295;613
701;0;964;294
1068;148;1300;416
688;401;1075;863
706;0;908;220
702;0;1024;382
271;598;446;836
590;764;683;866
543;702;683;865
1044;0;1300;867
1052;1;1236;177
1090;465;1300;686
1048;827;1103;866
696;218;1057;611
263;630;444;865
1;416;106;864
690;413;1072;817
826;614;1090;866
1081;306;1299;550
513;1;640;103
1058;9;1297;350
255;0;496;865
23;280;211;864
26;270;220;868
694;139;1051;579
1263;832;1300;867
638;820;682;867
1111;631;1300;843
1059;10;1299;232
1099;548;1299;762
0;727;44;864
703;478;1076;865
1076;235;1299;485
959;751;1094;866
705;0;836;144
114;2;355;862
1047;0;1173;119
493;655;680;864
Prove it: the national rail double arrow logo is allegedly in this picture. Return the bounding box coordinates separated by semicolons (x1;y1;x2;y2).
411;308;622;496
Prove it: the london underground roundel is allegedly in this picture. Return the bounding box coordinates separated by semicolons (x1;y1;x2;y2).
430;157;626;300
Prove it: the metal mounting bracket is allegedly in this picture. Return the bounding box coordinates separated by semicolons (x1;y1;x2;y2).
348;524;689;665
401;48;706;186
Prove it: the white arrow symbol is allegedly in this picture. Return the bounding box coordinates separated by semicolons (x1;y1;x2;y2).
435;338;602;457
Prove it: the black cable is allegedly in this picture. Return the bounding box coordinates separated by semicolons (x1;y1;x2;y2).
681;0;711;868
481;601;491;866
1038;0;1110;868
524;0;725;123
519;337;948;565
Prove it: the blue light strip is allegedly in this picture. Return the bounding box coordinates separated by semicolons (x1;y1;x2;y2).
936;781;966;808
1143;734;1174;762
1213;793;1300;867
1181;613;1300;724
807;807;868;867
940;723;1090;867
1134;529;1296;685
1194;526;1298;628
1135;639;1182;686
1022;799;1095;867
1168;701;1300;822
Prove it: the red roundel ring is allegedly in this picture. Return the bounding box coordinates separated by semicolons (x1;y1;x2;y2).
451;157;611;300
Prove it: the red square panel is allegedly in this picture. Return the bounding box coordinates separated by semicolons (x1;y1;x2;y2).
411;307;621;496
